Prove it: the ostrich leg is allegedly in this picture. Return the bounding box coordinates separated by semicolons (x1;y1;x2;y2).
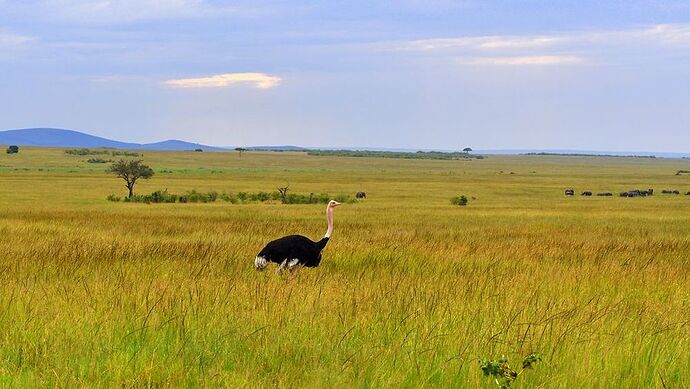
276;259;288;275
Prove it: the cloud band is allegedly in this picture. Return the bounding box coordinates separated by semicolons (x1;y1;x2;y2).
164;72;281;89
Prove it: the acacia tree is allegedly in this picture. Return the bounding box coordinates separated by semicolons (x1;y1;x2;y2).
277;185;290;203
235;147;247;159
108;159;154;198
463;147;473;153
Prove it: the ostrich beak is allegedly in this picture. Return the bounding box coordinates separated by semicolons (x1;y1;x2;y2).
333;201;342;207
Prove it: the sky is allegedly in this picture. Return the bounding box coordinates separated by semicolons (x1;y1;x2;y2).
1;0;690;151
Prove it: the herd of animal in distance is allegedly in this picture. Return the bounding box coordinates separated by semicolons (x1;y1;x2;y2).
564;188;690;197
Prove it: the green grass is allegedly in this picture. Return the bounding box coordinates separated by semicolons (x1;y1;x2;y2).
0;147;689;387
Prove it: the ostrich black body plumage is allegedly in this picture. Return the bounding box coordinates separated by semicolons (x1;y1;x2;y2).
255;200;340;274
257;235;329;268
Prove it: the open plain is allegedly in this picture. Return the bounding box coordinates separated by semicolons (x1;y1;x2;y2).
1;147;689;387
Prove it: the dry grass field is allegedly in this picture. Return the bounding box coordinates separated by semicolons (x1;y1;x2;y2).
1;147;689;387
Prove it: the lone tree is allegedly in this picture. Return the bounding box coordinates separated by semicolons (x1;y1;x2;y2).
277;184;290;204
235;147;247;159
463;147;473;154
6;145;19;154
108;159;154;198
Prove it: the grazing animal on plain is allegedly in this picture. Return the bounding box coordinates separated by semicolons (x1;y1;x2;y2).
356;191;367;199
597;192;613;196
255;200;341;275
581;191;592;196
564;189;575;196
686;191;690;196
621;189;651;197
662;190;680;195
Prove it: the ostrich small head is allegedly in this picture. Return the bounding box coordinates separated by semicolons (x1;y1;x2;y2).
328;200;341;208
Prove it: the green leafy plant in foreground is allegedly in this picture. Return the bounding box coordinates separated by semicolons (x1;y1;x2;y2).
479;353;542;388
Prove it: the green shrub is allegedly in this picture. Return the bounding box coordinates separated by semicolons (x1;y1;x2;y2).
106;194;121;202
180;190;220;203
333;194;352;204
219;193;238;203
451;195;469;206
185;190;209;203
87;158;112;164
307;149;485;160
259;192;272;202
150;189;177;203
65;148;109;156
111;150;143;157
123;194;146;203
109;189;353;205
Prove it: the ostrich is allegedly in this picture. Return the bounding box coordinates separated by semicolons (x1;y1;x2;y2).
255;200;341;275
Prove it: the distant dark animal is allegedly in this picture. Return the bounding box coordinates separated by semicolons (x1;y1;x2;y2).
564;189;575;196
686;192;690;196
581;191;592;196
356;191;367;199
597;192;613;196
621;189;651;197
255;200;341;275
662;190;680;195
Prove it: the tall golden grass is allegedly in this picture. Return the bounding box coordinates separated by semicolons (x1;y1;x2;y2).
0;147;689;386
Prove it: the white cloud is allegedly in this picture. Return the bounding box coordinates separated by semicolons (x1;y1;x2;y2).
458;55;584;66
163;73;282;89
404;35;562;51
632;24;690;45
0;32;34;46
392;24;690;67
400;24;690;53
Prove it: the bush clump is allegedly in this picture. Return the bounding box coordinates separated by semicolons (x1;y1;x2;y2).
87;158;112;164
451;195;469;206
108;189;354;204
307;149;485;160
111;150;143;157
106;194;121;202
123;190;177;204
66;148;143;157
65;148;110;156
179;190;218;203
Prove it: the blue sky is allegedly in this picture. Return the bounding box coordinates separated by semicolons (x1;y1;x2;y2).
1;1;689;151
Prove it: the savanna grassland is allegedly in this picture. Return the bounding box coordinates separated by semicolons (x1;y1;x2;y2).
1;147;689;387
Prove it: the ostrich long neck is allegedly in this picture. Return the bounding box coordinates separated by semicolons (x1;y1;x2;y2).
324;206;334;238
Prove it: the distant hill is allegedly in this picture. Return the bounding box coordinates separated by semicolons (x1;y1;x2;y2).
0;128;225;151
3;128;688;157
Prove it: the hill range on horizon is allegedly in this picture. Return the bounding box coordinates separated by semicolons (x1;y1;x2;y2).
1;128;689;158
0;128;226;151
